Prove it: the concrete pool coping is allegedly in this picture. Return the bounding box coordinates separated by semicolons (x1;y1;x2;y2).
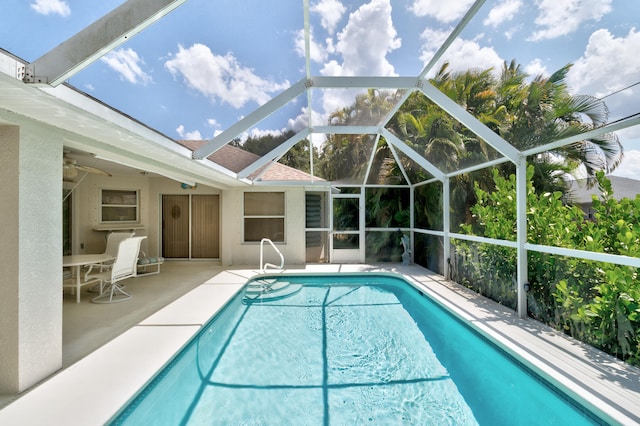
0;264;639;425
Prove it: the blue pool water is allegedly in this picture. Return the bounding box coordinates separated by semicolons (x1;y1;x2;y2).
112;275;602;425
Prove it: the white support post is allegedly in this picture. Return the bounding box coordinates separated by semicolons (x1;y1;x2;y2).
0;124;63;393
409;185;415;264
443;177;451;279
359;191;366;263
516;159;528;319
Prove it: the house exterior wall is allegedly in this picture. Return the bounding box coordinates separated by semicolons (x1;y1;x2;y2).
71;173;151;255
219;186;307;266
70;175;306;267
71;174;222;259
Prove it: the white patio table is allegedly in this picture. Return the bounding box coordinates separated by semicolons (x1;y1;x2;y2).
63;254;113;303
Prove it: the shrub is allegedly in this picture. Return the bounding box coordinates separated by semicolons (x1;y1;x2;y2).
456;167;640;365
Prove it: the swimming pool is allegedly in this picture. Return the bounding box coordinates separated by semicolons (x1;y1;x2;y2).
111;274;602;425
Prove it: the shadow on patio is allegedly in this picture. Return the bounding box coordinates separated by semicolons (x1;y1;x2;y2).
62;261;235;367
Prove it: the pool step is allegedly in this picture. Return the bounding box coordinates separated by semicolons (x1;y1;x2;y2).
244;279;289;294
243;279;302;303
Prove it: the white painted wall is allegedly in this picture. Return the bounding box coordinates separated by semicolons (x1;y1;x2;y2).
220;186;307;267
70;174;306;267
71;173;151;254
71;174;222;258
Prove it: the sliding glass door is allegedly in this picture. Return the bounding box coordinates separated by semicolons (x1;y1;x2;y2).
162;194;219;259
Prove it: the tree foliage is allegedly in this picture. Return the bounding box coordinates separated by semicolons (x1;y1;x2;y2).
231;129;317;173
457;167;640;365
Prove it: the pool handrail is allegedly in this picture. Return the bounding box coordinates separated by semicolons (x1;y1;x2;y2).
260;238;284;272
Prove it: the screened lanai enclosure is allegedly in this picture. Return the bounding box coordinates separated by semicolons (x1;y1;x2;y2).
4;0;640;371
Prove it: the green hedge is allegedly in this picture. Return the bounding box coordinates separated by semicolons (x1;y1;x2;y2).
455;167;640;366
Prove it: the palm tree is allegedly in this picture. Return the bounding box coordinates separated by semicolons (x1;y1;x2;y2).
497;62;623;188
318;89;400;182
390;61;623;192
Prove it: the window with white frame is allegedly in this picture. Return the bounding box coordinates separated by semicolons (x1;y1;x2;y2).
244;192;285;242
101;189;139;223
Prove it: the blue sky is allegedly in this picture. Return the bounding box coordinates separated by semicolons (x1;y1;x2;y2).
2;0;640;179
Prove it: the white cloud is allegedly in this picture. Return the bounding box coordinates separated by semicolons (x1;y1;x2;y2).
100;48;152;85
287;106;329;133
420;29;504;76
165;43;289;109
611;149;640;180
205;119;224;137
502;25;521;41
288;107;311;133
483;0;522;28
311;0;346;34
84;83;95;92
529;0;612;41
524;58;547;78
566;28;640;122
320;0;400;77
617;127;640;144
410;0;475;24
207;118;221;129
567;28;640;96
285;107;327;147
176;118;223;141
294;28;328;63
418;27;450;56
246;128;286;140
315;0;400;119
176;125;202;140
30;0;70;17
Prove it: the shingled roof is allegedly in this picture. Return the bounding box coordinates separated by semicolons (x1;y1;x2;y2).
176;140;323;183
568;175;640;204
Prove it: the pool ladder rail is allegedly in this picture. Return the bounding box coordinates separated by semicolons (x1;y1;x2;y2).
259;238;284;273
246;238;300;303
243;278;302;304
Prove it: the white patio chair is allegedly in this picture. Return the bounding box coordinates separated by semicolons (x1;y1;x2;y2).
88;236;146;304
86;231;135;293
102;231;135;269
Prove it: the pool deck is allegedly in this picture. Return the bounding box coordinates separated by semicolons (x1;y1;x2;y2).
1;264;639;425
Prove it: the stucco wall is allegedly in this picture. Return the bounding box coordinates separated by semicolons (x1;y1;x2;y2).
0;122;63;393
71;173;151;254
70;173;306;267
220;186;307;266
71;174;222;258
